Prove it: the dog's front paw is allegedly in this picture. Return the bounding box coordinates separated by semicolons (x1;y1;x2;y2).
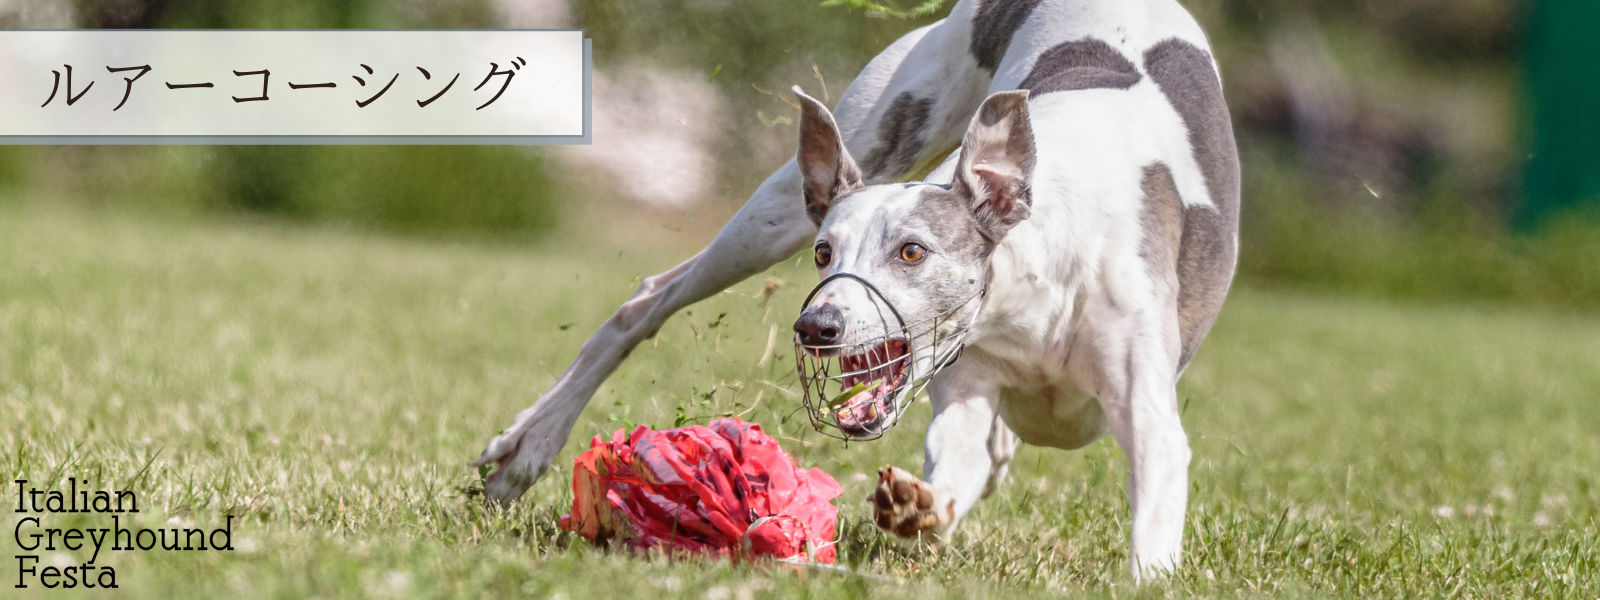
871;466;951;538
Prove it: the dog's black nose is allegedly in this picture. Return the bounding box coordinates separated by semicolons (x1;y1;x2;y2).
794;305;845;347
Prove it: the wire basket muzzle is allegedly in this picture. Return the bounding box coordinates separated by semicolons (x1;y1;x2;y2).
793;272;984;441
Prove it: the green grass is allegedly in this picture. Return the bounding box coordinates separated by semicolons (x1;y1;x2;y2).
3;206;1597;598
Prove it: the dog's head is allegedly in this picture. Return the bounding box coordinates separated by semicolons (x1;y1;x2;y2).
791;89;1036;437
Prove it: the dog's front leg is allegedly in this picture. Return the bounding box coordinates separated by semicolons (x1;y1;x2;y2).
873;361;1013;539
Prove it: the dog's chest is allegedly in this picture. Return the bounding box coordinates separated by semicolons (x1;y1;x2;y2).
961;269;1113;451
963;192;1109;383
963;344;1109;450
965;274;1085;387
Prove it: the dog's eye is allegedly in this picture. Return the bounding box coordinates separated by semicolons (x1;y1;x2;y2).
899;243;926;263
814;244;832;268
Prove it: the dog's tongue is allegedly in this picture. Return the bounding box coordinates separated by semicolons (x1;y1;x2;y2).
835;387;885;429
832;340;909;432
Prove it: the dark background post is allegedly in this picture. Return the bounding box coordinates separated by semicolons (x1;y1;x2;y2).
1518;0;1600;229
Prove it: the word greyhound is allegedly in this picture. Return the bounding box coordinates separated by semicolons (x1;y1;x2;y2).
476;0;1237;578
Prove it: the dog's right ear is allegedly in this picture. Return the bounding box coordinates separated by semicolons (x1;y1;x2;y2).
794;87;863;226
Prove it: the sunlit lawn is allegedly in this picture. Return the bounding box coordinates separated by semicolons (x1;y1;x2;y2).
3;206;1596;598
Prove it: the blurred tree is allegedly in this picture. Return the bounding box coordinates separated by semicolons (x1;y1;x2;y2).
75;0;365;28
215;146;310;214
301;146;558;237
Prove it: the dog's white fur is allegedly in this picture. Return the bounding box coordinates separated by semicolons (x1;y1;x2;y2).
477;0;1235;579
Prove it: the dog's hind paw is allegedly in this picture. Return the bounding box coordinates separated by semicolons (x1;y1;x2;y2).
473;411;568;505
871;466;951;538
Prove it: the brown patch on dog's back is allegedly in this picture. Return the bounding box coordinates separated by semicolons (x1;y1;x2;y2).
970;0;1046;73
1141;162;1232;371
861;92;936;181
1175;204;1231;370
1139;163;1183;297
1020;38;1142;97
1143;39;1240;225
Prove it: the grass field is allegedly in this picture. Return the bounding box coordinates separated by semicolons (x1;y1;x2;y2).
3;206;1597;598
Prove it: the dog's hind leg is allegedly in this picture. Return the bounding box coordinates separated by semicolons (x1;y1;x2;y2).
1067;292;1190;580
475;11;994;505
980;410;1021;499
473;164;814;503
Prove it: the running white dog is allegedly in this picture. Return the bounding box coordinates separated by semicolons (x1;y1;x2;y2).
476;0;1237;578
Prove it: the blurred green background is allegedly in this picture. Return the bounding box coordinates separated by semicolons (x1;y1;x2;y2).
1;0;1596;309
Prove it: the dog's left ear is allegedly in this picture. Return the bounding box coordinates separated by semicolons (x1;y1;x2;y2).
954;91;1035;242
794;86;864;226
